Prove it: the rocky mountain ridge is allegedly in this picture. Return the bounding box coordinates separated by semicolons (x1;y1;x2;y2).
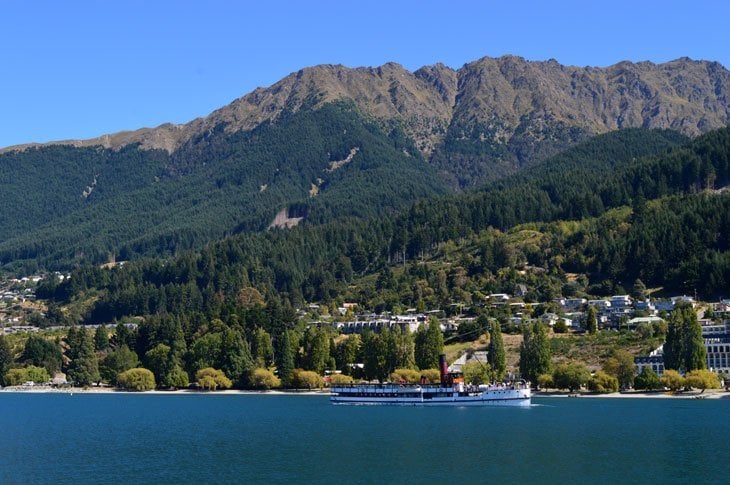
5;56;729;157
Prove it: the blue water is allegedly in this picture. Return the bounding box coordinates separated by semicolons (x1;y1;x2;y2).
1;393;729;484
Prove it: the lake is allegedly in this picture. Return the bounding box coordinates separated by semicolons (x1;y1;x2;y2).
1;393;728;484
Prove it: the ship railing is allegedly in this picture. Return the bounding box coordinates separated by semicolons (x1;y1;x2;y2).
330;383;428;390
480;380;531;390
331;381;530;390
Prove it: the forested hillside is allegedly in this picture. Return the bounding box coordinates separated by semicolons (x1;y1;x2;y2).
0;103;444;272
35;127;730;327
3;56;730;275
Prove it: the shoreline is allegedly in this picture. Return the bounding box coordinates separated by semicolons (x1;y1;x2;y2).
2;386;728;399
0;386;330;396
535;389;730;399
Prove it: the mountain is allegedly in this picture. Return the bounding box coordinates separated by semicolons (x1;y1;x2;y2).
6;56;729;187
2;55;730;272
42;127;730;325
0;103;445;272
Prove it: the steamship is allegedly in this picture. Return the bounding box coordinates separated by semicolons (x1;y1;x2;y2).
330;355;531;406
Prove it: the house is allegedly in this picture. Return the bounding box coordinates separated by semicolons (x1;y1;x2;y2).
634;346;666;376
562;298;587;311
634;299;656;314
514;284;528;297
487;294;511;304
610;295;632;308
627;316;664;328
540;313;559;326
563;312;584;328
588;299;611;310
654;300;675;312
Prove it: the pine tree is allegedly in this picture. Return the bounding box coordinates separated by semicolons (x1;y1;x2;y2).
488;321;506;381
631;279;648;300
94;325;110;352
584;306;598;334
0;335;13;386
67;328;100;386
219;328;254;386
276;330;295;387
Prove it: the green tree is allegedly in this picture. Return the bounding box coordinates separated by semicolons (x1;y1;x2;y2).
414;318;444;370
390;368;422;383
584;305;598;334
683;309;706;372
25;365;50;384
588;371;619;393
4;368;24;386
634;367;662;390
20;335;62;375
663;309;685;371
100;345;139;385
537;373;554;390
553;319;568;334
552;362;591;392
329;373;354;385
67;327;100;386
661;369;685;391
664;305;706;372
301;327;330;374
335;334;361;375
196;368;232;390
276;330;295;387
684;369;720;392
94;325;110;352
292;369;323;389
463;361;491;385
112;322;135;350
144;343;174;388
187;332;223;374
251;368;281;389
603;350;636;390
392;326;416;370
419;368;441;383
487;321;506;381
519;322;552;384
631;279;648;300
4;367;41;386
252;328;274;368
361;330;388;382
167;365;190;389
117;368;156;391
0;335;13;386
219;328;254;386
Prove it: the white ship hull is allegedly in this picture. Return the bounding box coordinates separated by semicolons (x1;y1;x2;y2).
330;384;531;407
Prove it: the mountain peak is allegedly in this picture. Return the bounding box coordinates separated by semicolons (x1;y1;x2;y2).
3;55;729;156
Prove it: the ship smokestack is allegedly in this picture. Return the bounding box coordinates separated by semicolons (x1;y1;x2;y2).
439;354;448;386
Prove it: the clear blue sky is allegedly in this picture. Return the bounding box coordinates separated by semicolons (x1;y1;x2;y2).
2;0;728;148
